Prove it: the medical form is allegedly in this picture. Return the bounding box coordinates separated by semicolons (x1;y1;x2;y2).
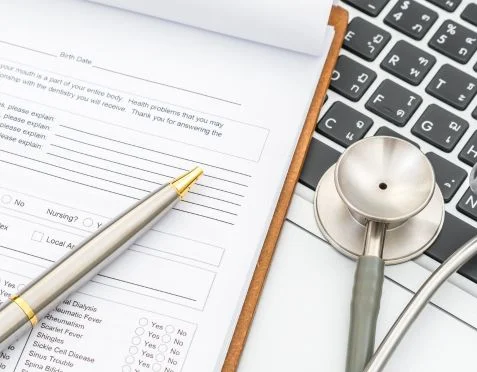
0;1;333;370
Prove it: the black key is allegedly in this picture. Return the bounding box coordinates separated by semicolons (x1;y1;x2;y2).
366;79;422;126
426;64;477;110
344;17;391;61
411;104;468;152
429;20;477;64
317;102;373;147
461;3;477;27
426;0;462;12
384;0;438;40
426;152;467;202
342;0;390;16
472;106;477;120
330;55;377;101
426;212;477;284
374;126;420;148
380;41;436;85
299;138;340;190
459;131;477;166
458;188;477;222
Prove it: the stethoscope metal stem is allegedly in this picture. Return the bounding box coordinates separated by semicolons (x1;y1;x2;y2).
363;221;386;257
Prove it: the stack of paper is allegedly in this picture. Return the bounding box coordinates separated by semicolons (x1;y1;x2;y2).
0;0;334;370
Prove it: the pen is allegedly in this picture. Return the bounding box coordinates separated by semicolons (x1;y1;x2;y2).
0;166;203;351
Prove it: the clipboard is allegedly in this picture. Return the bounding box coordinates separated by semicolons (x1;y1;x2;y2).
223;6;349;371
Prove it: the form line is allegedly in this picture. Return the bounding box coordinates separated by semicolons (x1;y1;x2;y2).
0;39;56;57
48;152;159;185
183;200;238;216
92;65;241;106
51;144;171;177
0;158;138;200
0;245;54;263
195;184;244;197
188;191;241;206
13;329;33;371
0;149;149;193
173;208;234;225
48;150;242;205
0;159;235;225
0;246;197;302
54;135;249;187
98;274;197;302
56;134;186;172
59;125;252;178
1;150;239;214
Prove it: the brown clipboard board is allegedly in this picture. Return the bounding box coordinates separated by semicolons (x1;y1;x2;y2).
222;6;349;371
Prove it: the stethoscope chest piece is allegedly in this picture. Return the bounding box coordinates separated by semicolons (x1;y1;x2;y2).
314;136;445;264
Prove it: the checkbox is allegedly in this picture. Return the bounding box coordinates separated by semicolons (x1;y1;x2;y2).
31;231;44;242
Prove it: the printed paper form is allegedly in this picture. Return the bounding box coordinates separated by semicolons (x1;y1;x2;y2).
0;1;334;371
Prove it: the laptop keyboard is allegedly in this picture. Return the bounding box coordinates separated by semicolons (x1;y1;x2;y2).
299;0;477;284
343;17;391;60
330;55;377;100
384;0;438;40
380;40;436;85
462;3;477;27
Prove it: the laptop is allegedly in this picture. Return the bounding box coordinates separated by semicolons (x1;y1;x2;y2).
240;1;477;370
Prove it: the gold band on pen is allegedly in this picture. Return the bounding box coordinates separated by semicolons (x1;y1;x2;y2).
10;295;38;326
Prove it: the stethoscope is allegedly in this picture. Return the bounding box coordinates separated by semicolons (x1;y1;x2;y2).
313;136;477;372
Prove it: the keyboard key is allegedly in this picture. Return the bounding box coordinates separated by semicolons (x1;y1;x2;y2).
384;0;438;40
366;79;422;126
426;64;477;110
429;20;477;64
330;55;377;101
342;0;390;16
344;17;391;61
461;3;477;27
472;106;477;120
374;126;420;148
458;188;477;222
380;41;436;85
459;131;477;166
426;0;462;12
299;138;340;190
426;152;467;202
317;102;373;147
411;104;468;152
426;212;477;284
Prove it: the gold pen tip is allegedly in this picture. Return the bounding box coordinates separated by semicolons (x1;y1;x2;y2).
170;166;204;198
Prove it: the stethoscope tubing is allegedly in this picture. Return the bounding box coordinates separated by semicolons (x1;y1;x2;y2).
364;235;477;371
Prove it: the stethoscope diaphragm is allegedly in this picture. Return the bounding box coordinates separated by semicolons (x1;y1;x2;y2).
314;136;445;264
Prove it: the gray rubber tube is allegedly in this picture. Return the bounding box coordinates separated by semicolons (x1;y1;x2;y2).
364;235;477;372
346;256;385;372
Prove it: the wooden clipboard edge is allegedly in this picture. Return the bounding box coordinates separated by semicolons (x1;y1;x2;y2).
222;6;348;371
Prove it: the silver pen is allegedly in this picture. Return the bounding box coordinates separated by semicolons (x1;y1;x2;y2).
0;166;203;351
